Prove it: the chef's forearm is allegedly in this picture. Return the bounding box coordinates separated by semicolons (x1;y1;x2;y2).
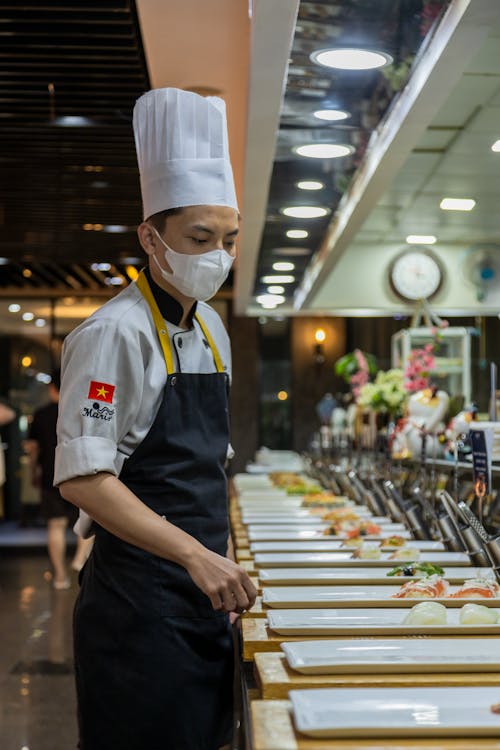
59;472;203;567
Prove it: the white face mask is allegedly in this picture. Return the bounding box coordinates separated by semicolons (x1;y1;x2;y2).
151;228;234;301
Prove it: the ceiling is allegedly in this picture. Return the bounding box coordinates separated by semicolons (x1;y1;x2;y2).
2;0;500;323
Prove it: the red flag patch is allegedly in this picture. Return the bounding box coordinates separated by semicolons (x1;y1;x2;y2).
88;380;115;404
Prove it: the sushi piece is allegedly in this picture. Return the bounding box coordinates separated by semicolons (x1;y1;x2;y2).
391;574;449;599
380;535;407;548
459;603;499;625
341;536;364;548
403;601;447;625
351;543;382;560
449;578;500;599
490;703;500;714
388;547;421;562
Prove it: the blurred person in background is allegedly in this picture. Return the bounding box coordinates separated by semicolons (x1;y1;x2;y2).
26;370;93;589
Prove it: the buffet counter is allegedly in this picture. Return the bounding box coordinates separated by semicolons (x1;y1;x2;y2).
230;464;500;749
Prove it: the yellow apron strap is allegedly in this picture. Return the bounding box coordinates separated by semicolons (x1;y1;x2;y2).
136;270;175;375
194;313;225;374
137;270;225;375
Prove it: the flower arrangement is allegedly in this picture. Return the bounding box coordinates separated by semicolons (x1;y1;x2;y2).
335;349;377;401
403;321;449;392
358;369;407;417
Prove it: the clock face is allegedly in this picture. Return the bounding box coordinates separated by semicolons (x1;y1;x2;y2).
390;250;442;301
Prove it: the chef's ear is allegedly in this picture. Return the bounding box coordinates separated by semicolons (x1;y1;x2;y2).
137;222;157;256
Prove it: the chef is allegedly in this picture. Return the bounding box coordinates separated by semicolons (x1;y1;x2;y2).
55;87;257;750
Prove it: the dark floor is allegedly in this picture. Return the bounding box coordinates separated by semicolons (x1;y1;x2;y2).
0;550;79;750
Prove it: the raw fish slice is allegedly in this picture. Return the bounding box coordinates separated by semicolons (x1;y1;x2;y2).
449;578;500;599
391;575;449;599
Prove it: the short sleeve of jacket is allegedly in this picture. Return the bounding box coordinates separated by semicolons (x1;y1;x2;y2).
54;317;144;484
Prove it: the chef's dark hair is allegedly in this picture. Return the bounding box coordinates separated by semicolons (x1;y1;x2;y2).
146;207;183;234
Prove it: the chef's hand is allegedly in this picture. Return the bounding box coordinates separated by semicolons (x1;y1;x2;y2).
186;547;257;614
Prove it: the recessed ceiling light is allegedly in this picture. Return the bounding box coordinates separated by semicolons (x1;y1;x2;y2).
297;180;324;190
286;229;309;239
22;268;32;278
8;303;21;313
282;206;329;218
36;372;52;383
261;275;295;284
313;109;350;122
54;115;93;127
256;294;285;305
491;140;500;152
440;198;476;211
273;261;295;272
295;143;354;159
311;48;393;70
105;276;124;286
35;318;47;327
22;312;34;321
91;262;111;272
406;235;437;245
103;225;129;233
0;258;9;265
267;285;285;294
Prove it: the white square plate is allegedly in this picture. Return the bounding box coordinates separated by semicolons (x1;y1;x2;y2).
262;583;498;608
253;551;470;568
258;566;485;585
282;637;500;674
290;687;500;738
267;606;500;636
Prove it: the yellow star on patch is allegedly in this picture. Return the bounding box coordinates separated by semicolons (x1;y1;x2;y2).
96;386;108;398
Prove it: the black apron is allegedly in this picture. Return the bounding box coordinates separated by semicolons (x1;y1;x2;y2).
73;271;233;750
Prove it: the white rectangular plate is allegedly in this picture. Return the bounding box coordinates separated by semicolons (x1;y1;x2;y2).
248;527;410;541
251;540;446;553
282;637;500;674
262;584;499;608
258;566;489;585
242;513;390;524
267;607;500;636
290;687;500;738
253;552;470;568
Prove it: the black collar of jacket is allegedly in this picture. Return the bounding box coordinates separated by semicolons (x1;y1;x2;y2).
144;267;197;327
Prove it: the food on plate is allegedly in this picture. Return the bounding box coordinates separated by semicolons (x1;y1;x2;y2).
459;603;499;625
449;578;500;599
286;483;323;496
323;521;382;538
388;547;421;562
341;536;364;548
351;543;382;560
322;508;361;523
490;702;500;715
269;472;301;487
387;562;445;578
379;535;407;548
302;493;347;509
391;574;449;599
402;601;447;626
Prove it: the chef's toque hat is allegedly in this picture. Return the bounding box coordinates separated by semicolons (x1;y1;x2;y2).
133;87;238;220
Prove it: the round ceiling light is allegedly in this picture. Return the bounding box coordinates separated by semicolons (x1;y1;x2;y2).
297;180;323;190
311;48;393;70
273;261;295;272
267;285;285;294
286;229;309;239
281;206;329;218
313;109;350;122
294;143;354;159
256;294;285;306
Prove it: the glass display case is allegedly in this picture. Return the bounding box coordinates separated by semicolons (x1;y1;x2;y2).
391;326;473;404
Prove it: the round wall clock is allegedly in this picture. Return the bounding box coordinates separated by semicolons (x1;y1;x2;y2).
390;249;443;301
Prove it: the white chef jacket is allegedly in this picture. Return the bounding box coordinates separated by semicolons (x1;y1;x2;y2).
54;271;232;536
